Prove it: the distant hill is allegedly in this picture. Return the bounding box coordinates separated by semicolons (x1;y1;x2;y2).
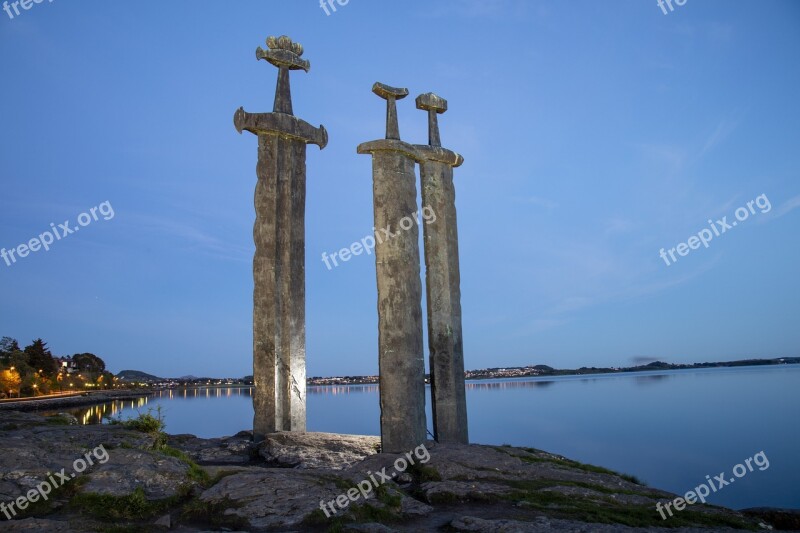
116;370;162;382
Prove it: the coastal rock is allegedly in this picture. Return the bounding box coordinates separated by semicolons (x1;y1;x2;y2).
742;508;800;531
449;515;749;532
343;524;399;532
168;431;253;465
0;411;49;430
421;479;515;503
399;494;434;516
197;468;345;530
0;518;75;532
258;431;380;469
80;448;190;499
0;415;157;504
54;413;79;425
154;513;171;528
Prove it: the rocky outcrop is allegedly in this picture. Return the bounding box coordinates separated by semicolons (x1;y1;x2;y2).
258;431;381;469
0;410;786;532
448;516;750;532
198;467;344;530
168;431;253;465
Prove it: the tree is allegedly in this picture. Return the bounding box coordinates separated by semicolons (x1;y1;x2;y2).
0;337;20;365
0;337;20;355
72;353;106;374
5;351;32;382
0;368;21;398
24;339;58;378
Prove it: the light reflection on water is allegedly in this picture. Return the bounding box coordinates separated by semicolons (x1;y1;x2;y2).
56;385;386;424
60;397;151;426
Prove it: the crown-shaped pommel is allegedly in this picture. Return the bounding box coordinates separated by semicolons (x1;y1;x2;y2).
256;35;310;72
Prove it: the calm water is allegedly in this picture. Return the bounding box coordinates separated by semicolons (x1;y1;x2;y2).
61;365;800;510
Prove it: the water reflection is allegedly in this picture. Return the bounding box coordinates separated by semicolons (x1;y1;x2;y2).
466;380;555;390
49;396;151;425
308;384;379;395
51;374;679;425
633;374;671;385
47;387;256;425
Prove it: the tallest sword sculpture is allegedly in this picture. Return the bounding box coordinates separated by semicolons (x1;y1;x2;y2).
234;36;327;442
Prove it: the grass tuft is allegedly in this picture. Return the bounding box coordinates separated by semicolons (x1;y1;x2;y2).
158;445;211;486
70;486;182;521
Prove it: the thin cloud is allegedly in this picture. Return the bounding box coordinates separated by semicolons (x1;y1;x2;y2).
517;195;559;210
603;217;634;237
698;119;739;158
635;142;687;174
550;296;593;315
125;212;250;261
418;0;530;19
517;318;568;336
774;194;800;219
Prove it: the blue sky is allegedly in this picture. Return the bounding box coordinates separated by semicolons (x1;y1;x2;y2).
1;0;798;378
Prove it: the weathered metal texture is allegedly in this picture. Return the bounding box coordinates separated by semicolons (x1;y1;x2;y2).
234;36;326;442
415;93;469;444
358;83;427;453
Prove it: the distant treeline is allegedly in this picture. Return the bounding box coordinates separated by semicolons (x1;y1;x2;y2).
465;357;800;380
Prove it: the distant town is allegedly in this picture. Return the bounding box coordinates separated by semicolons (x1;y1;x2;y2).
7;334;793;394
115;357;800;389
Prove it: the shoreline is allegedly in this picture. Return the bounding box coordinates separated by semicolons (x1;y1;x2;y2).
307;361;800;387
0;390;152;412
0;410;794;531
